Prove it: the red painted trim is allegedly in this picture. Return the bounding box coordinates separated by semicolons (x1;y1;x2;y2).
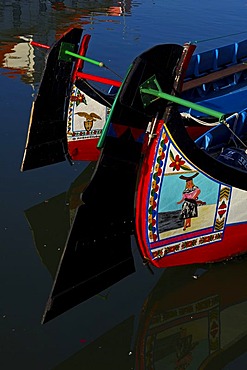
76;71;121;87
30;33;121;87
135;120;162;264
150;227;214;249
151;224;247;268
180;43;197;83
68;138;100;161
72;34;91;83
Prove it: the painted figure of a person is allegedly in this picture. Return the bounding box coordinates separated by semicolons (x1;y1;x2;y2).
177;173;201;231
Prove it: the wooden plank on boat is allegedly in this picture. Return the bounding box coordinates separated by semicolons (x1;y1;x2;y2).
21;28;84;171
183;62;247;91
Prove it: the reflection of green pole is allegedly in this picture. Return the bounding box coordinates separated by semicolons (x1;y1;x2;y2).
140;87;225;121
65;50;104;67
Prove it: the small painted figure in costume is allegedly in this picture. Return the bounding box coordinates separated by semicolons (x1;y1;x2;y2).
177;173;201;231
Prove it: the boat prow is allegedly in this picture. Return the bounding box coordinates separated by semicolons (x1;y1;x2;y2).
21;28;85;171
136;38;247;268
21;28;121;171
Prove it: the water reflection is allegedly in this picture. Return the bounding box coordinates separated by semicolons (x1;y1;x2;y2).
25;162;96;278
50;259;247;369
24;162;247;369
135;261;247;369
0;0;133;83
2;40;35;83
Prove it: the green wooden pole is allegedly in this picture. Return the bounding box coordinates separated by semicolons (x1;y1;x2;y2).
97;65;132;149
97;86;122;149
64;50;104;67
140;87;225;121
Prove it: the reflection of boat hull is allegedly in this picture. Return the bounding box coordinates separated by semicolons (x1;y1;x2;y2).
25;162;97;278
51;258;247;368
54;316;136;369
135;258;247;369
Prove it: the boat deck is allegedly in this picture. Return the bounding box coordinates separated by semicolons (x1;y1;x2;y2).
183;40;247;105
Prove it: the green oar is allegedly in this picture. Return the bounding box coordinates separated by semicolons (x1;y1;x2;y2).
140;75;225;121
65;50;104;67
58;41;104;67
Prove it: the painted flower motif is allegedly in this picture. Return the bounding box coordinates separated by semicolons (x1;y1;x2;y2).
70;91;87;106
169;150;190;171
169;153;185;171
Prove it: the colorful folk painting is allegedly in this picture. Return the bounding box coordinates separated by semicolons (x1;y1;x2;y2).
67;85;107;142
147;127;232;259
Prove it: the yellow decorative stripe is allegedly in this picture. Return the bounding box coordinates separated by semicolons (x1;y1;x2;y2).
219;187;230;201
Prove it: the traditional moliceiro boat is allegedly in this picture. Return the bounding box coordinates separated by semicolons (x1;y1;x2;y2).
20;28;247;322
21;28;120;170
65;35;247;270
135;41;247;269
